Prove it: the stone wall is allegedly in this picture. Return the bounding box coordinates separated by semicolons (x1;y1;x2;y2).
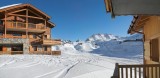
0;38;29;54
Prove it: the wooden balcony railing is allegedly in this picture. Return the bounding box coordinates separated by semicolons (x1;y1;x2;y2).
29;51;61;55
42;39;61;45
0;51;23;55
111;63;160;78
6;35;22;38
6;22;26;28
6;22;45;30
28;23;45;29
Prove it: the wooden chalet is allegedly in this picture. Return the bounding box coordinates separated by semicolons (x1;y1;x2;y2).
104;0;160;78
0;3;61;55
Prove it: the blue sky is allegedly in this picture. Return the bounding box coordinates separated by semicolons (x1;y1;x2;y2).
0;0;133;41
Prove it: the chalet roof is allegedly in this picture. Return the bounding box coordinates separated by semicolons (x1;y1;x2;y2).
128;16;149;34
48;21;56;28
0;3;56;28
104;0;160;18
0;3;50;19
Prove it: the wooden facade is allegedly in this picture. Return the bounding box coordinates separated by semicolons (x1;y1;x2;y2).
129;16;160;65
0;4;61;55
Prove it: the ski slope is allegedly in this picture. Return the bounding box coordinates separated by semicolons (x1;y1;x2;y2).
0;34;143;78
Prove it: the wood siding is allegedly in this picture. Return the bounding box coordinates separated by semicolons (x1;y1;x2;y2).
0;4;60;55
143;16;160;64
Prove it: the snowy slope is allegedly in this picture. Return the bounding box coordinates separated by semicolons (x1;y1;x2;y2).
0;33;143;78
53;33;143;59
0;53;141;78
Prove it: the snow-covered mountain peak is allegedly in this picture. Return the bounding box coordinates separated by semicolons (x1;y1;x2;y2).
86;33;119;42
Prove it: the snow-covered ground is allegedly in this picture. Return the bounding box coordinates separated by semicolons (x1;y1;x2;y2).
0;34;143;78
0;53;142;78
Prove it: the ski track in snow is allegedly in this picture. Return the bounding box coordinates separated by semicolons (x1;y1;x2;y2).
0;53;142;78
54;62;79;78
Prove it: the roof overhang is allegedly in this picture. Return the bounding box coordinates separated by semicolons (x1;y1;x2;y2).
47;21;56;28
128;16;150;34
104;0;160;17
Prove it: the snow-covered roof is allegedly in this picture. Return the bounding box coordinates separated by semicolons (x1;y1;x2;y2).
0;3;22;10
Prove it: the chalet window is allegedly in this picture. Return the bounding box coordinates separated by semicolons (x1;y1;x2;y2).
0;32;3;36
150;38;159;62
33;34;37;39
44;46;47;51
12;46;23;51
0;20;3;24
44;35;47;39
33;46;37;51
12;33;22;36
0;46;2;51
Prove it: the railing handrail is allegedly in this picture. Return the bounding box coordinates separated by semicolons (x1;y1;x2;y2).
119;64;160;68
112;63;160;78
6;21;45;29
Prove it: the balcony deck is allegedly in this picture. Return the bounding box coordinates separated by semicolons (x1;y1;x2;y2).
0;51;61;55
30;51;61;55
6;22;46;33
0;51;23;55
41;39;61;45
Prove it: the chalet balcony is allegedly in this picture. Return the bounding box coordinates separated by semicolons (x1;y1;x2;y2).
30;39;61;45
41;39;61;45
6;22;46;33
0;51;23;55
111;63;160;78
29;51;61;55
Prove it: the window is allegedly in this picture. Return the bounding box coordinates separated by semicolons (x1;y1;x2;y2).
44;46;47;51
33;46;37;51
0;20;3;24
150;38;159;62
33;34;37;39
12;33;22;36
12;46;23;51
0;32;3;36
0;46;2;51
44;35;47;39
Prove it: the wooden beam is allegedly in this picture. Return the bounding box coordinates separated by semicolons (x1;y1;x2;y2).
45;17;47;29
26;9;28;38
4;11;7;38
138;17;150;23
8;13;45;20
105;0;111;12
9;9;27;14
28;9;43;18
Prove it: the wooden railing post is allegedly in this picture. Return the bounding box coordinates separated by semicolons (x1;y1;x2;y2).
111;63;119;78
